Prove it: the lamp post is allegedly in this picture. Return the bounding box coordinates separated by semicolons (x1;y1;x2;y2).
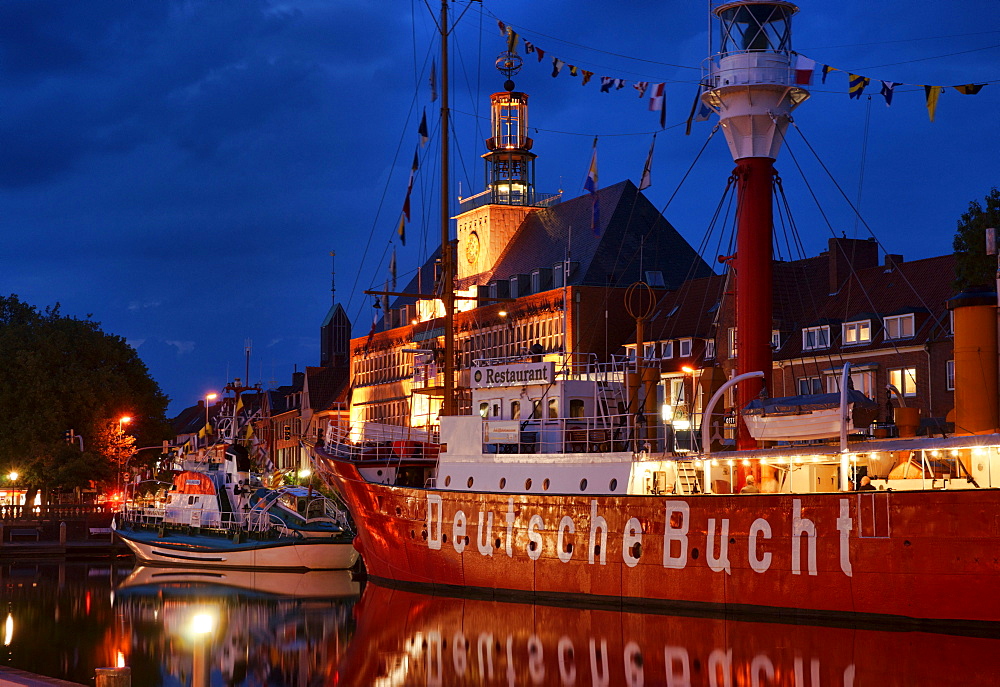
204;393;217;435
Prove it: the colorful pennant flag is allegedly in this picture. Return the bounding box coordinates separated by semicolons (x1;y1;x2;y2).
685;84;711;135
390;248;397;291
525;41;534;54
506;27;519;54
581;70;593;86
397;214;406;246
568;65;578;77
551;57;564;77
614;79;626;90
600;76;613;93
535;47;545;62
953;84;985;95
583;138;599;236
639;133;656;191
794;55;815;85
649;83;666;129
497;20;506;37
924;85;941;122
848;74;870;99
418;109;429;147
821;64;837;83
633;82;649;98
879;81;901;107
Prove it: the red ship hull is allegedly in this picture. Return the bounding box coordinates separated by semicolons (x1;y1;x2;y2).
338;582;1000;686
322;456;1000;628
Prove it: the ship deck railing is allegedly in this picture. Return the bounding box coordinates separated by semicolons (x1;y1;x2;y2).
482;413;672;456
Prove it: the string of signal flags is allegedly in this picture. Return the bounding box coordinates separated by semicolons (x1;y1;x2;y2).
390;18;989;260
497;19;988;126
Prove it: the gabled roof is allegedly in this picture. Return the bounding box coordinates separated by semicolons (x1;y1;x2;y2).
305;365;349;411
488;181;711;289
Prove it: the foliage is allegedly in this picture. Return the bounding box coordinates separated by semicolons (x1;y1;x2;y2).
0;294;170;496
953;187;1000;291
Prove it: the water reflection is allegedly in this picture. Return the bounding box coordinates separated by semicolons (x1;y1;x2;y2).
2;563;999;685
113;566;359;686
339;582;1000;686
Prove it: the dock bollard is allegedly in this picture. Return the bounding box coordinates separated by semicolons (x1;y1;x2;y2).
95;666;131;687
59;521;67;546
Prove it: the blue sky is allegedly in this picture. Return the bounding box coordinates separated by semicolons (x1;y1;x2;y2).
1;1;997;415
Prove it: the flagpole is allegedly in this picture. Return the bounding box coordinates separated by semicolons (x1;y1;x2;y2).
440;0;456;417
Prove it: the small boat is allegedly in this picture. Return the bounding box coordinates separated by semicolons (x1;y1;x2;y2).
113;444;359;570
742;389;879;441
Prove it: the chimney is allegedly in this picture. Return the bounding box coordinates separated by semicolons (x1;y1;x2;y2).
884;254;904;268
828;237;879;293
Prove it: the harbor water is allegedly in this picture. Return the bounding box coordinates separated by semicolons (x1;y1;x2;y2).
2;561;999;685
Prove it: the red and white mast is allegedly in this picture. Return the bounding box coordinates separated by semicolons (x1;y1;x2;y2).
702;1;809;451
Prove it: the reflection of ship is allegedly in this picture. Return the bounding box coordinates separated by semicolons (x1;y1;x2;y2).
113;565;360;686
337;582;1000;686
116;565;361;599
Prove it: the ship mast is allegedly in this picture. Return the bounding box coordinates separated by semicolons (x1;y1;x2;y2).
439;0;456;417
701;1;809;451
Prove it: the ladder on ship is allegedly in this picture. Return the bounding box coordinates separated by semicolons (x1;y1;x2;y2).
674;461;701;495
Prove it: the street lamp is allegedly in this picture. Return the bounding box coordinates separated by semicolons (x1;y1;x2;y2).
119;416;132;432
204;393;217;432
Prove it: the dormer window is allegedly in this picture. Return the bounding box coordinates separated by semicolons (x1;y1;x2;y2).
662;341;674;359
802;325;830;351
530;270;541;294
705;339;716;359
842;320;871;345
553;262;564;288
884;313;914;340
678;338;693;357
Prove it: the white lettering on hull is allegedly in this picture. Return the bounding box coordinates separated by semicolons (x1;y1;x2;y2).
748;518;772;574
527;514;544;561
427;494;443;550
663;501;690;569
792;499;818;576
452;510;467;554
589;500;607;565
477;511;494;556
837;498;853;577
706;518;731;574
422;494;856;580
622;517;643;568
558;515;575;563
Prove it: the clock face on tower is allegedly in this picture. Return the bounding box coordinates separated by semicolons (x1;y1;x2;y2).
465;231;481;264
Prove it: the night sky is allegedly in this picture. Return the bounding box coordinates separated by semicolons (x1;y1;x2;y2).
2;1;997;416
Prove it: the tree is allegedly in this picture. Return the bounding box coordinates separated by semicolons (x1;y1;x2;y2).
0;295;170;502
953;187;1000;291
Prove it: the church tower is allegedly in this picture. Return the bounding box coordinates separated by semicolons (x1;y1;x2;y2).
456;51;557;280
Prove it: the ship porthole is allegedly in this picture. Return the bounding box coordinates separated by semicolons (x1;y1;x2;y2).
543;478;550;491
609;478;618;491
467;476;475;488
525;478;533;490
631;542;642;560
579;478;588;491
444;475;451;487
499;477;506;489
495;537;502;549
